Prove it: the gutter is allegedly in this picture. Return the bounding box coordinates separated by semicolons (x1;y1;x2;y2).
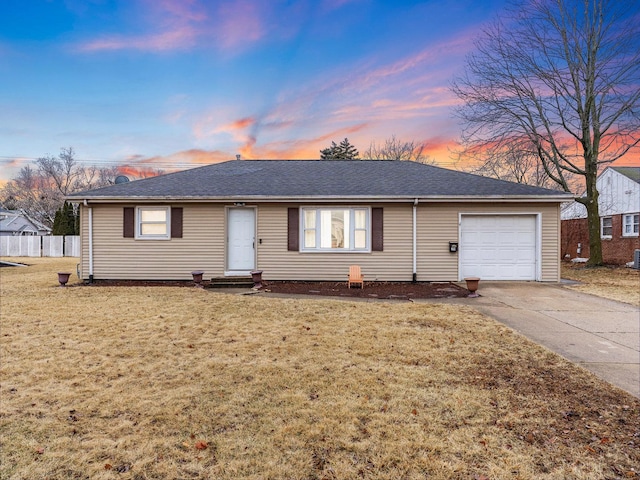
84;200;94;283
413;198;418;283
67;194;576;204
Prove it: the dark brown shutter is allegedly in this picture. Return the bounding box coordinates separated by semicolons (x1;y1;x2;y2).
171;207;183;238
372;207;383;251
288;208;299;251
123;207;135;238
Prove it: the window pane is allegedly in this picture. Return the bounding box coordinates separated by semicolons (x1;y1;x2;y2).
304;208;370;251
304;230;316;248
140;209;167;222
141;223;167;235
331;210;347;248
320;210;333;248
304;210;316;228
625;214;639;234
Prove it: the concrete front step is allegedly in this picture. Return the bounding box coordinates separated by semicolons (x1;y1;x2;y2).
209;276;254;288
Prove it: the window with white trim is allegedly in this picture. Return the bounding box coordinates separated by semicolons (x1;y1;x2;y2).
623;213;639;237
136;206;170;239
301;207;369;251
600;216;612;238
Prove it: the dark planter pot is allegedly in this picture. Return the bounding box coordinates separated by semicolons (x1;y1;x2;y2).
464;277;480;298
250;270;264;289
191;270;205;287
57;272;72;287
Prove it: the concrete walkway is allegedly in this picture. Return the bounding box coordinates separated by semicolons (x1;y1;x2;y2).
436;282;639;398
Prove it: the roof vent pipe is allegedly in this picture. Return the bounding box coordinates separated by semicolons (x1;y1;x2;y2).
236;154;241;160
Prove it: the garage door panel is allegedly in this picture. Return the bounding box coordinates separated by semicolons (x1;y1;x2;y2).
460;215;537;281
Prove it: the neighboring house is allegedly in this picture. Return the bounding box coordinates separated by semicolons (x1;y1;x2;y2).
67;160;573;283
0;208;51;236
561;166;640;265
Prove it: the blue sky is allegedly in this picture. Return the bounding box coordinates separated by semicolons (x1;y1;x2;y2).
1;0;537;182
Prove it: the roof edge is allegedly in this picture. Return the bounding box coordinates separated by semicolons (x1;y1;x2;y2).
68;194;575;204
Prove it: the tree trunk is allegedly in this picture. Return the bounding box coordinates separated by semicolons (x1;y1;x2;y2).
581;169;603;266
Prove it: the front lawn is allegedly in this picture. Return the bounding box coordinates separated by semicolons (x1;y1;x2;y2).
1;258;638;479
562;263;640;306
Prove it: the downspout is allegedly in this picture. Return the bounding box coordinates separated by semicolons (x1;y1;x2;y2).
412;198;418;283
84;200;94;283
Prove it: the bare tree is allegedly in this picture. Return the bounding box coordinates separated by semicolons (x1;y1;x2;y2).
1;165;62;227
363;135;434;164
462;147;581;191
0;148;120;227
451;0;640;266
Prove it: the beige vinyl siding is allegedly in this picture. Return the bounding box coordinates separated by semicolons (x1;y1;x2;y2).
257;203;414;281
416;203;458;282
543;204;562;281
79;204;87;278
81;204;226;280
79;200;560;282
417;202;560;282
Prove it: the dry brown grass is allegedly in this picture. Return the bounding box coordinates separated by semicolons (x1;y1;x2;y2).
562;263;640;306
1;257;639;480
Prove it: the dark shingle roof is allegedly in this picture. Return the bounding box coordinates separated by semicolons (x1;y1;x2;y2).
69;160;572;200
612;166;640;184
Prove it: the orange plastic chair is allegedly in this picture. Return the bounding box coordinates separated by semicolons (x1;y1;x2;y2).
348;265;364;288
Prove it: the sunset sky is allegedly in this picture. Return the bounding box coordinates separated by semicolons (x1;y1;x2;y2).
1;0;637;185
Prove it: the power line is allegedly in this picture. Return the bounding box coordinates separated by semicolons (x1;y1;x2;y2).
0;155;461;169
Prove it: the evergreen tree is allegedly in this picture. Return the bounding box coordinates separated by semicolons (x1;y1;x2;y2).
52;207;64;235
320;138;360;159
52;201;78;235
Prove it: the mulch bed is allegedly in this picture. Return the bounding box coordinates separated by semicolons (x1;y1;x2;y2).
263;281;470;299
84;279;470;299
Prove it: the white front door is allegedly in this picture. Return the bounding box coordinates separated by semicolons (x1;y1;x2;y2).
227;208;256;273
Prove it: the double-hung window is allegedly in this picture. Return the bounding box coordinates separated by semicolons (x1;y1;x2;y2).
600;216;612;238
137;206;170;239
623;214;639;237
301;207;369;252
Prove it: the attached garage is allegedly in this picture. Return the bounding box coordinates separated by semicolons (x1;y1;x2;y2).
459;214;539;281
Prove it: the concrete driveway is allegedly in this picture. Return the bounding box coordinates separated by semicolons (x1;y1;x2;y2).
443;282;639;398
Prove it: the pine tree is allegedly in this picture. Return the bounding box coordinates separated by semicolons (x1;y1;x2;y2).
66;202;78;235
320;138;360;159
52;207;64;235
52;202;78;235
337;138;359;159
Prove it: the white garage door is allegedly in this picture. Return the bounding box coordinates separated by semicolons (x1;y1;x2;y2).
460;215;538;281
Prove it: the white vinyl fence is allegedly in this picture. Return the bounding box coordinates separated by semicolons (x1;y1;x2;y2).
0;235;80;257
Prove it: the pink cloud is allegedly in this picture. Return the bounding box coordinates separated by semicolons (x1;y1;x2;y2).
186;24;477;167
321;0;364;13
80;27;199;52
154;0;207;22
77;0;204;52
0;157;26;168
236;123;369;160
228;117;256;130
119;149;233;177
75;0;281;54
216;1;266;50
